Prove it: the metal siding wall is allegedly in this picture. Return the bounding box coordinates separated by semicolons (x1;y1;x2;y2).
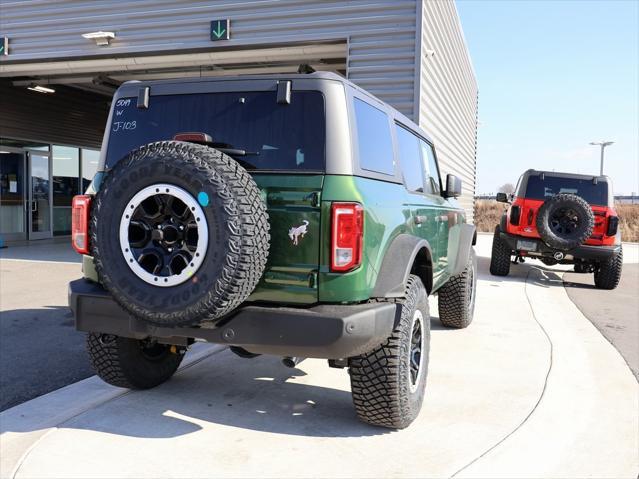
418;0;478;221
0;0;418;118
0;80;108;148
0;0;477;208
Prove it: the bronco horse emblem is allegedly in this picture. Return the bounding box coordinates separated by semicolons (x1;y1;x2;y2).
288;220;309;246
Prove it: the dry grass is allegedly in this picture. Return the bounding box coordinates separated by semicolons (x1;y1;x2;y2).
473;199;639;242
474;200;507;233
616;204;639;243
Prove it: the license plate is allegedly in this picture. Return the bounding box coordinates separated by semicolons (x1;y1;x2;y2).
517;240;537;251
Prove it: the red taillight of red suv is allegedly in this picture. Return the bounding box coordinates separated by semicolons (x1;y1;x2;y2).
71;195;92;254
331;202;364;272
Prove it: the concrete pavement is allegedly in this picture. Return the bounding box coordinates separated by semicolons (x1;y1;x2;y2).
0;245;90;411
564;262;639;379
0;235;637;478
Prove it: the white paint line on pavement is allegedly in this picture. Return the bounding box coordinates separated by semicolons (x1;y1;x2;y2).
451;267;555;477
457;265;639;478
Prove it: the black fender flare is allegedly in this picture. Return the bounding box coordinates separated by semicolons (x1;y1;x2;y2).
450;223;476;277
371;234;433;298
500;213;507;232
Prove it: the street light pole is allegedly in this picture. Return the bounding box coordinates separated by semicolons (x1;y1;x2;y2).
589;141;614;176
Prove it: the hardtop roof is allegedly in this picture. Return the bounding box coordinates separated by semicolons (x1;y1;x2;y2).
114;71;431;145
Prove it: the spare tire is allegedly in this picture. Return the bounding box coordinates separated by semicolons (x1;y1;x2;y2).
535;194;594;251
90;141;270;327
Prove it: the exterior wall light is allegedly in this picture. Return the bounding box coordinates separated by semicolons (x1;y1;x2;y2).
27;84;55;94
81;31;115;46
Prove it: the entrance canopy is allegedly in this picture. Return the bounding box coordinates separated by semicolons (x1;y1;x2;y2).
0;41;347;96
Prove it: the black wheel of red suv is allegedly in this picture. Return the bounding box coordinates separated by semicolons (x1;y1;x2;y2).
348;275;430;429
90;141;270;327
490;226;511;276
536;194;594;251
594;247;623;290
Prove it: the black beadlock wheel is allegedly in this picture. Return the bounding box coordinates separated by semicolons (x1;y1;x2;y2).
438;249;477;329
86;333;185;389
536;194;594;251
348;275;430;429
594;247;623;290
90;141;270;327
490;226;511;276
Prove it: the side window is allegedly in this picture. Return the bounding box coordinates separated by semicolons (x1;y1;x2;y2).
419;140;441;195
395;124;424;193
353;98;394;175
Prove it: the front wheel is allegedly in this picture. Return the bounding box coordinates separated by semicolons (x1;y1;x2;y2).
349;275;430;429
594;247;623;290
438;249;477;328
86;333;185;389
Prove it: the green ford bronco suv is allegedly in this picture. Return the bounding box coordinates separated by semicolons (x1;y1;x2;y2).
69;72;477;429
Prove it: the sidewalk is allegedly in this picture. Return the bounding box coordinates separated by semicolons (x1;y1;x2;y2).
0;236;637;478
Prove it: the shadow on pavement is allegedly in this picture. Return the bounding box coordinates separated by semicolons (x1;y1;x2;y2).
0;306;93;411
5;351;390;439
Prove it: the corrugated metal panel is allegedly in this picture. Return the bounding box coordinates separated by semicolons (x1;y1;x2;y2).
0;80;108;148
0;0;476;212
0;0;418;118
417;0;478;221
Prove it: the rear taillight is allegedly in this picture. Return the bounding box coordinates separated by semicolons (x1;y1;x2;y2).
510;205;521;226
72;195;92;254
331;202;364;272
606;216;619;236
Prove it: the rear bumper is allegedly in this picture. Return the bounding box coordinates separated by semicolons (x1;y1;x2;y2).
68;279;399;359
499;231;620;261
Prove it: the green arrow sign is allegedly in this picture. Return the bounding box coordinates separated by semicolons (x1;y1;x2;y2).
210;20;230;41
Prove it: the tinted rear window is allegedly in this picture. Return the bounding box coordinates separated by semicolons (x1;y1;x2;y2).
525;176;608;205
353;98;394;175
106;91;325;171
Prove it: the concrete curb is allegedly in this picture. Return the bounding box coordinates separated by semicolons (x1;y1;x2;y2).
0;343;225;478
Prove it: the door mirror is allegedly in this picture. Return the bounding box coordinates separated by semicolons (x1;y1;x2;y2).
496;192;509;203
443;174;462;198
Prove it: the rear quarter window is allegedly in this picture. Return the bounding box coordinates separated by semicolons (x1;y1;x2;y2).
353;98;394;175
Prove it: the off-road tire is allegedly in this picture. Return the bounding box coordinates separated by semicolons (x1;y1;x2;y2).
90;141;270;327
536;194;594;251
86;333;184;389
438;249;477;328
594;247;623;290
348;275;430;429
490;226;511;276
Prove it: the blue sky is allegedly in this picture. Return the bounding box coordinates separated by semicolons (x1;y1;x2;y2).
456;0;638;195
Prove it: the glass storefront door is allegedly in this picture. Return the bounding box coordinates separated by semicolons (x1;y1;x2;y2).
0;150;27;241
28;152;52;240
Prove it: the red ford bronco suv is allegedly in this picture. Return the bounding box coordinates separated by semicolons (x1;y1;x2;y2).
68;72;477;429
490;169;622;289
